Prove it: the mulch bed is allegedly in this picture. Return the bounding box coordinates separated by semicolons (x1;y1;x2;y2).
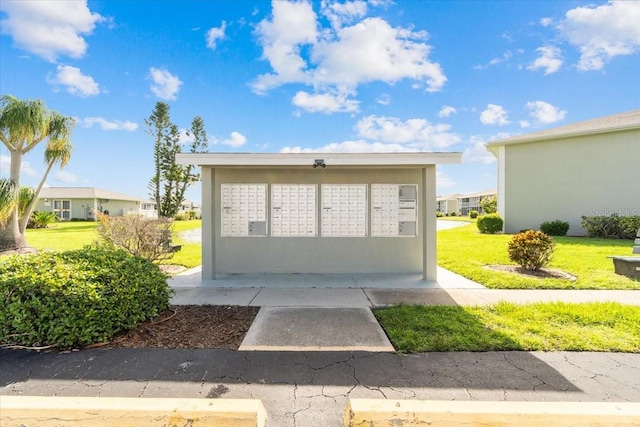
99;305;260;350
485;264;577;281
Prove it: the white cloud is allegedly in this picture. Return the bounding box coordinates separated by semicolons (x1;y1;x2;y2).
436;166;456;189
82;117;138;131
280;114;460;153
178;128;193;145
355;115;460;149
527;46;563;75
281;140;412;153
559;1;640;71
0;0;103;61
520;120;531;128
525;101;567;124
55;170;79;183
292;90;359;114
252;1;446;111
206;21;227;50
148;67;183;100
47;65;100;97
252;0;318;94
480;104;510;126
463;137;497;165
540;17;553;27
321;0;368;29
0;155;38;177
474;51;512;70
213;131;247;148
438;105;457;118
376;93;391;105
312;18;446;91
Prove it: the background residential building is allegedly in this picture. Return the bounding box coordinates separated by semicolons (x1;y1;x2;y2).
35;187;157;220
486;110;640;235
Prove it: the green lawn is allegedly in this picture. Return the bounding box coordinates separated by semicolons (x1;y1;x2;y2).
25;219;203;268
438;223;639;289
375;302;640;353
25;221;100;251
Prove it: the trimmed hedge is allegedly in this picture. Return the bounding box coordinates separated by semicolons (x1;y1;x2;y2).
581;214;640;239
540;220;570;236
477;213;503;234
0;247;172;348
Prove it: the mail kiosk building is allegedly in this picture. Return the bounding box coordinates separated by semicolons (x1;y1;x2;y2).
176;152;462;283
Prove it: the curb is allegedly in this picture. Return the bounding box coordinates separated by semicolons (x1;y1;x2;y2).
344;399;640;426
1;396;267;427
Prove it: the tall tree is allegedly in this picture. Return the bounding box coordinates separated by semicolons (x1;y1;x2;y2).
0;95;74;252
145;102;171;216
146;104;208;218
174;116;208;211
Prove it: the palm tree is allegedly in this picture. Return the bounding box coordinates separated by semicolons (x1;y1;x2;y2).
0;95;75;252
18;138;73;233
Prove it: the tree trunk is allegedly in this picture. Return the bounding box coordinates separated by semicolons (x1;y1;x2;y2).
19;161;54;234
0;149;30;252
0;204;29;252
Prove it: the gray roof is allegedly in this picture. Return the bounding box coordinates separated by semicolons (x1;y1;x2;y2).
436;193;462;202
486;109;640;149
39;187;142;202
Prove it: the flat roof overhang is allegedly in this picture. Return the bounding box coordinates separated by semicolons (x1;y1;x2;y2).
176;152;462;168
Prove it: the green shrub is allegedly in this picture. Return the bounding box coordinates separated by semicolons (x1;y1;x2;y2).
540;220;570;236
29;211;57;228
185;210;198;220
0;247;172;348
581;214;640;239
469;210;478;219
450;211;457;217
508;230;555;271
436;211;443;218
480;195;497;214
174;213;186;221
477;213;503;234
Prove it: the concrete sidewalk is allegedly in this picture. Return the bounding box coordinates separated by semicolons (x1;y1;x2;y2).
2;348;638;427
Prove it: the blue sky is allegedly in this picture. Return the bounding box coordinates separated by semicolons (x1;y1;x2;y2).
1;0;639;204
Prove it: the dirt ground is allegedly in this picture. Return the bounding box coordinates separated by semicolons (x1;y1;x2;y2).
100;305;260;350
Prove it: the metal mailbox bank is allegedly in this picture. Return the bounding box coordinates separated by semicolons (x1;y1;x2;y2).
176;152;462;283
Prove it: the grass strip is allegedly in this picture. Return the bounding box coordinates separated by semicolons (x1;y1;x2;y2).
375;302;640;353
438;223;639;290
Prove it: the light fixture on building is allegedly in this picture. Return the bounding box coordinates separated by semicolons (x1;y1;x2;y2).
313;159;326;168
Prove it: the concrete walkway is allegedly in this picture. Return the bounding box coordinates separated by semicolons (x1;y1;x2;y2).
2;348;638;427
168;266;640;353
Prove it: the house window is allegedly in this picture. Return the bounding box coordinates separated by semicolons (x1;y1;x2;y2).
53;200;71;220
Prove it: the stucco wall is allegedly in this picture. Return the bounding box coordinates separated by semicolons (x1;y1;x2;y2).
209;167;430;274
503;129;640;235
36;198;96;220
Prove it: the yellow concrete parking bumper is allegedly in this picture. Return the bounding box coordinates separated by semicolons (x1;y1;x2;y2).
1;396;266;427
344;399;640;426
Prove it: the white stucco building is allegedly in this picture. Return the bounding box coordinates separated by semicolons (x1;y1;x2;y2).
486;110;640;235
177;152;462;283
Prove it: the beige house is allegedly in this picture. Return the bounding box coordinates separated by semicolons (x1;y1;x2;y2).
35;187;157;220
437;189;497;216
176;152;462;283
486;110;640;235
436;193;461;215
458;188;497;216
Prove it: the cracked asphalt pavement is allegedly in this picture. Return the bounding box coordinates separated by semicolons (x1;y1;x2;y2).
2;348;639;426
